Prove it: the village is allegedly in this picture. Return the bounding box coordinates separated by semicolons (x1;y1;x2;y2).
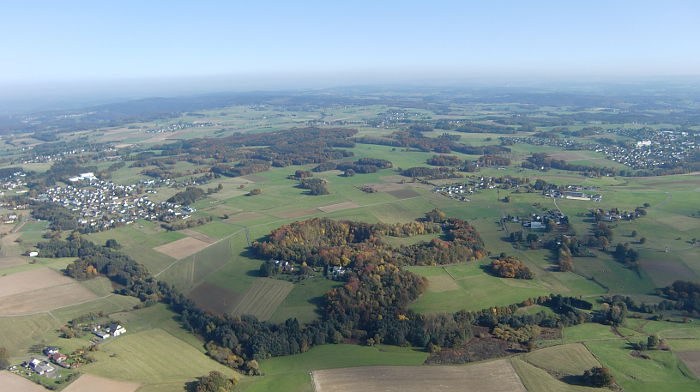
433;175;527;201
34;174;194;231
6;322;127;385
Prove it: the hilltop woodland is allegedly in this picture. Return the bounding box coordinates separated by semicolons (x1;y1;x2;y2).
33;210;699;375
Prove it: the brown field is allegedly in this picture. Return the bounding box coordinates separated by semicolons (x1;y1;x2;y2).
0;268;81;297
0;283;97;316
677;351;700;379
365;182;406;192
225;211;266;223
0;371;46;392
640;259;698;286
154;237;210;259
64;373;140;392
318;201;360;213
231;278;293;320
179;229;217;244
272;207;321;219
312;359;526;392
0;256;26;268
189;282;242;314
387;188;421;199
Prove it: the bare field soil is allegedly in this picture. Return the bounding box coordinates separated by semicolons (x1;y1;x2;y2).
225;211;266;223
272;207;320;219
232;278;293;320
318;201;360;213
154;237;210;259
0;371;46;392
677;351;700;379
0;281;97;315
64;373;140;392
312;360;526;392
640;259;698;286
0;268;80;297
189;282;242;314
179;229;218;244
387;188;421;199
0;256;26;268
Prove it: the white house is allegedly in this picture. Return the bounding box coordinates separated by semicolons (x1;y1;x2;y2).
109;323;126;337
27;251;39;257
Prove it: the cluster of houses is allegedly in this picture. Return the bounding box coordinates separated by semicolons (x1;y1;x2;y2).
545;186;602;202
328;265;347;280
434;176;525;202
20;145;116;164
144;121;215;134
591;208;645;222
34;175;194;231
503;211;569;230
503;128;698;171
0;170;27;194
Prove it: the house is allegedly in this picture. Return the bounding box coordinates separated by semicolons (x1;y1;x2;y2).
530;221;545;229
50;353;67;364
29;359;55;375
27;251;39;257
108;323;126;337
43;346;60;356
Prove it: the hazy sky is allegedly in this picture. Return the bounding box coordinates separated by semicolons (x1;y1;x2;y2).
2;1;699;88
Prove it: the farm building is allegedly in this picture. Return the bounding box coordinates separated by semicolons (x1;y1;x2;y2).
29;359;55;375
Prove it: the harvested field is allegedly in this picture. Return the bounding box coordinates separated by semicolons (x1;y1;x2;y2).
0;256;26;268
0;371;46;392
272;207;321;219
153;237;210;259
640;259;698;286
312;359;526;392
0;268;82;297
677;351;700;378
387;188;421;199
0;282;97;315
179;229;217;244
64;374;140;392
189;282;242;314
225;211;266;223
232;278;293;320
318;201;360;213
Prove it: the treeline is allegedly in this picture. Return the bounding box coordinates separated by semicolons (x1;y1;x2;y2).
400;166;462;179
522;153;616;176
168;187;206;205
31;202;79;231
312;158;393;173
354;130;510;156
162;216;213;231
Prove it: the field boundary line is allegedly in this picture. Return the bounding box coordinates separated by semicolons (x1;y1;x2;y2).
154;228;243;277
0;293;115;318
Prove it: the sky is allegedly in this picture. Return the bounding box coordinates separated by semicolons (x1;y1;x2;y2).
1;0;699;94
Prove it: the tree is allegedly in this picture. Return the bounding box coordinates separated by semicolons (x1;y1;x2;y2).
105;239;120;248
188;370;237;392
343;168;355;177
639;237;646;244
0;347;9;369
248;188;262;196
582;367;615;387
424;209;446;223
647;334;660;349
631;230;637;237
